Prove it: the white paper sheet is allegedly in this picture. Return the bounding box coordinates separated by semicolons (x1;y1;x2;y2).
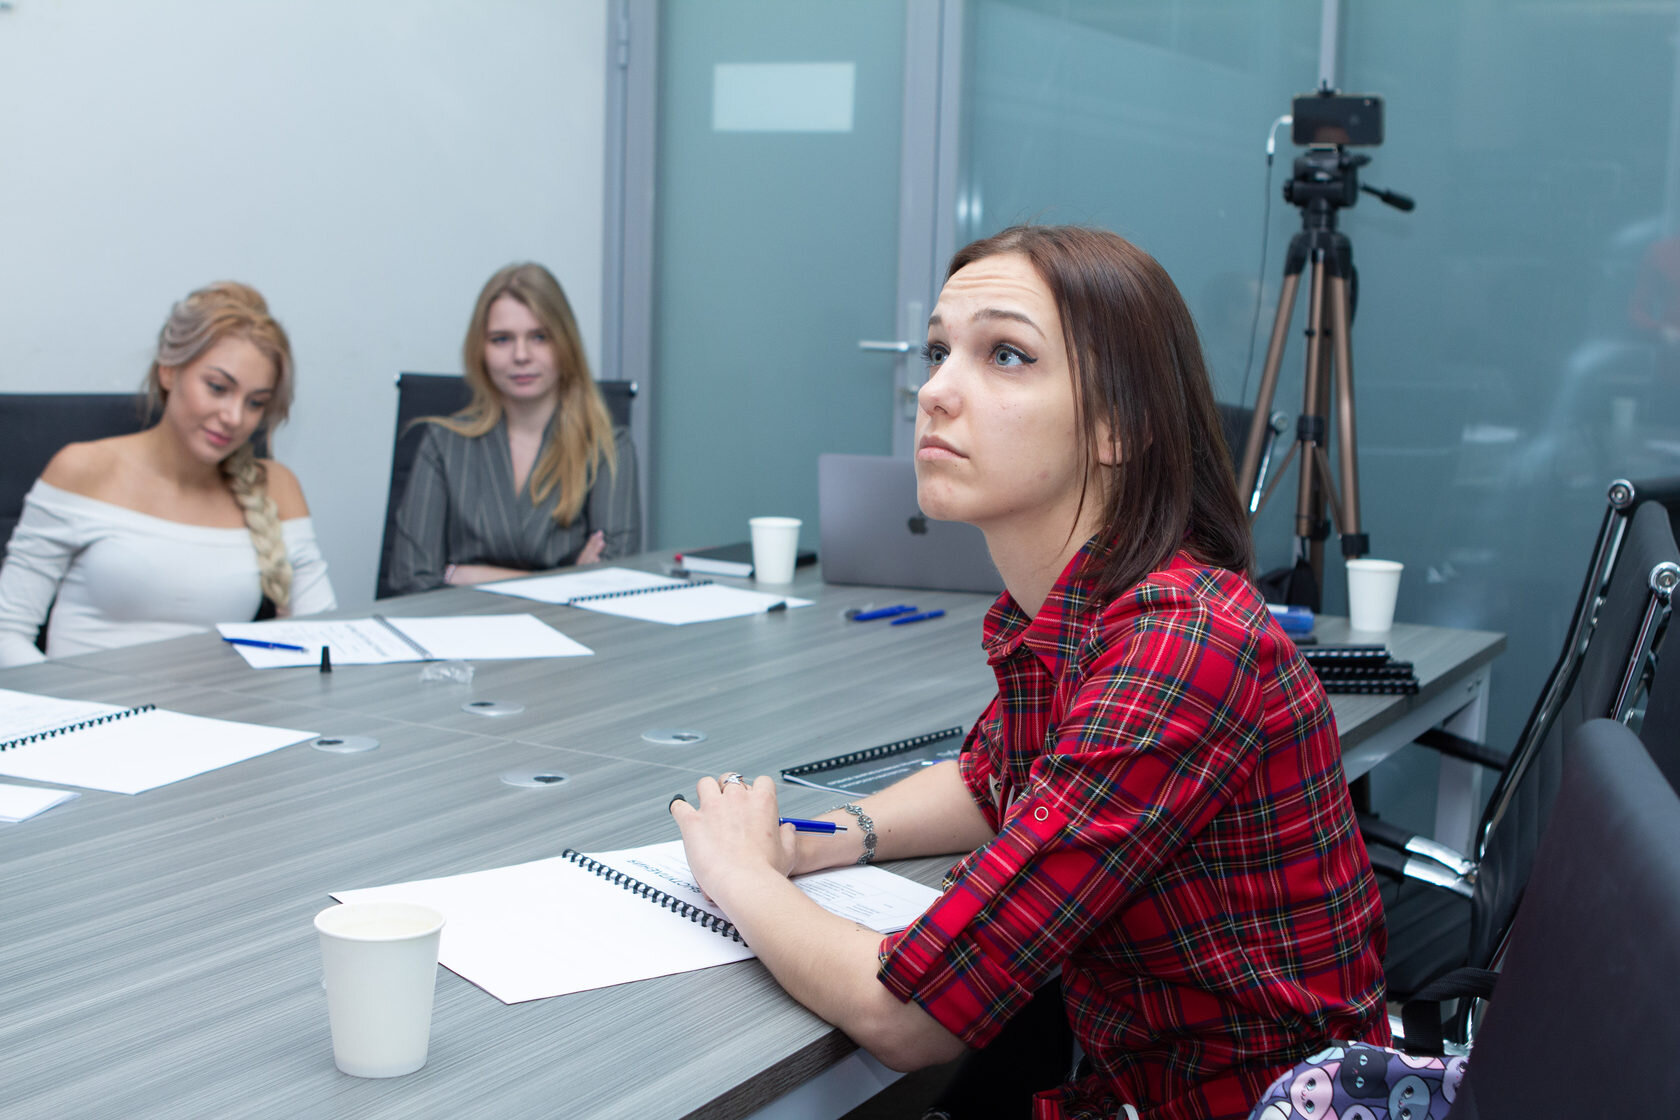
573;584;812;626
384;615;591;661
0;708;316;794
217;614;591;668
0;783;79;822
217;618;417;667
478;567;689;605
333;840;938;1004
0;688;126;741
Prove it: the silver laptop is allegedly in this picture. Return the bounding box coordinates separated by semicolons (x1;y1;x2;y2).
818;453;1004;594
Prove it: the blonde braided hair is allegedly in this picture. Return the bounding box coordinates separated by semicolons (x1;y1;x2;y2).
220;444;293;610
144;281;297;613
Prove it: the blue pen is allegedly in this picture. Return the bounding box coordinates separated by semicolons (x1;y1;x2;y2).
222;636;307;652
779;817;848;833
889;609;946;626
850;604;916;621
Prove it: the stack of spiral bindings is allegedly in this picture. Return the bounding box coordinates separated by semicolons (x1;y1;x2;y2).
1301;644;1419;695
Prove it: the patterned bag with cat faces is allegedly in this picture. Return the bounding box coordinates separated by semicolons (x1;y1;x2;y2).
1247;1043;1469;1120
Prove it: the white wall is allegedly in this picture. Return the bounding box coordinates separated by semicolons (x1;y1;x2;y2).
0;0;608;607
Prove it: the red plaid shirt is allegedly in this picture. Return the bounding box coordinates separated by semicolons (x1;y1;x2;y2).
877;549;1389;1119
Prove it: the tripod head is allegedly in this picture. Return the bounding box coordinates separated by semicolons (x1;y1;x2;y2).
1284;147;1414;232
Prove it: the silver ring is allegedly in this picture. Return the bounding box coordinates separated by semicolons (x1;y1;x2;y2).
719;772;747;788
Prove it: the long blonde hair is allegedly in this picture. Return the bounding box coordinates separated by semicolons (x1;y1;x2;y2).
425;263;616;525
144;281;297;611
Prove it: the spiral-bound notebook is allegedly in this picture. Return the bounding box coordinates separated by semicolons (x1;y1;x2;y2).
479;566;812;625
781;727;968;797
331;840;939;1004
0;687;316;794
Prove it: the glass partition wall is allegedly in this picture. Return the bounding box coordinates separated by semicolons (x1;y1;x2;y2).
955;0;1680;826
645;0;1680;831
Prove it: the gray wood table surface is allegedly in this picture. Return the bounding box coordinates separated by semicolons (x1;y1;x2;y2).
0;558;1502;1119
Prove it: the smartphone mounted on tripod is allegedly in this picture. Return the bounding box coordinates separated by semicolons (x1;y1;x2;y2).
1292;91;1384;148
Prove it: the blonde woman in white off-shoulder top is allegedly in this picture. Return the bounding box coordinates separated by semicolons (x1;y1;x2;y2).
0;281;337;667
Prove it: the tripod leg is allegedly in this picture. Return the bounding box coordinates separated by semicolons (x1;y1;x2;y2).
1328;273;1367;558
1310;326;1334;583
1238;272;1301;504
1295;257;1330;555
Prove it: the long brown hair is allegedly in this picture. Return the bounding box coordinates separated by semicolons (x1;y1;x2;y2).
946;225;1252;599
144;281;296;610
425;263;616;526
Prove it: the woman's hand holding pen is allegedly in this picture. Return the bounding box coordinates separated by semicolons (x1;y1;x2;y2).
670;774;799;904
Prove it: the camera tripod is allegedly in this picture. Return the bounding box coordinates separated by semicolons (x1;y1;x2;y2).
1236;146;1412;608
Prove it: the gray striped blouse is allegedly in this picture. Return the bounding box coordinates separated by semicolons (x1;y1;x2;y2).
386;418;641;594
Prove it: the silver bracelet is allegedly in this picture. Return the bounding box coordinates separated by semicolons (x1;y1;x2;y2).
835;803;877;865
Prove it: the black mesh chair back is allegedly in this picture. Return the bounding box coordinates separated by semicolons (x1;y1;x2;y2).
1467;498;1680;970
375;374;636;599
1450;719;1680;1116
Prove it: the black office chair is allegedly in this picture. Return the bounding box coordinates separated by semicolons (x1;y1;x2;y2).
1;391;274;647
0;393;152;562
374;373;637;599
1247;717;1680;1116
1215;402;1287;515
1;391;274;557
1369;476;1680;823
1447;717;1680;1113
1367;495;1680;1025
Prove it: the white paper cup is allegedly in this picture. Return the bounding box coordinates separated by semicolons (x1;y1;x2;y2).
316;901;445;1078
749;516;803;584
1346;559;1404;633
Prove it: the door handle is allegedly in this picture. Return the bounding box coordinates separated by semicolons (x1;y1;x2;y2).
857;340;914;353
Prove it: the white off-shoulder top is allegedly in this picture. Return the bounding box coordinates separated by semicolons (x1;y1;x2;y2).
0;480;337;667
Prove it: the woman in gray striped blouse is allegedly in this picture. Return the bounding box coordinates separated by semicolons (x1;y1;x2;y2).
386;263;640;593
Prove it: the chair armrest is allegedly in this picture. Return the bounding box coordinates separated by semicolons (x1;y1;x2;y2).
1397;966;1500;1055
1365;841;1473;897
1364;839;1472;895
1415;727;1510;771
1360;813;1476;880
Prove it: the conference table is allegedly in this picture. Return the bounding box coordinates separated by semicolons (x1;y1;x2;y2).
0;556;1503;1119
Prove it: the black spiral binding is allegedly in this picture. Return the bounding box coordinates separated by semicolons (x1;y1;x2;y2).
1315;678;1421;696
1315;662;1416;681
565;578;714;605
1302;646;1420;695
1299;645;1392;666
1;703;158;752
561;848;744;944
782;726;965;778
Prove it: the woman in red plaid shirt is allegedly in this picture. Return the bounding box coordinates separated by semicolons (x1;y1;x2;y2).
672;225;1389;1119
